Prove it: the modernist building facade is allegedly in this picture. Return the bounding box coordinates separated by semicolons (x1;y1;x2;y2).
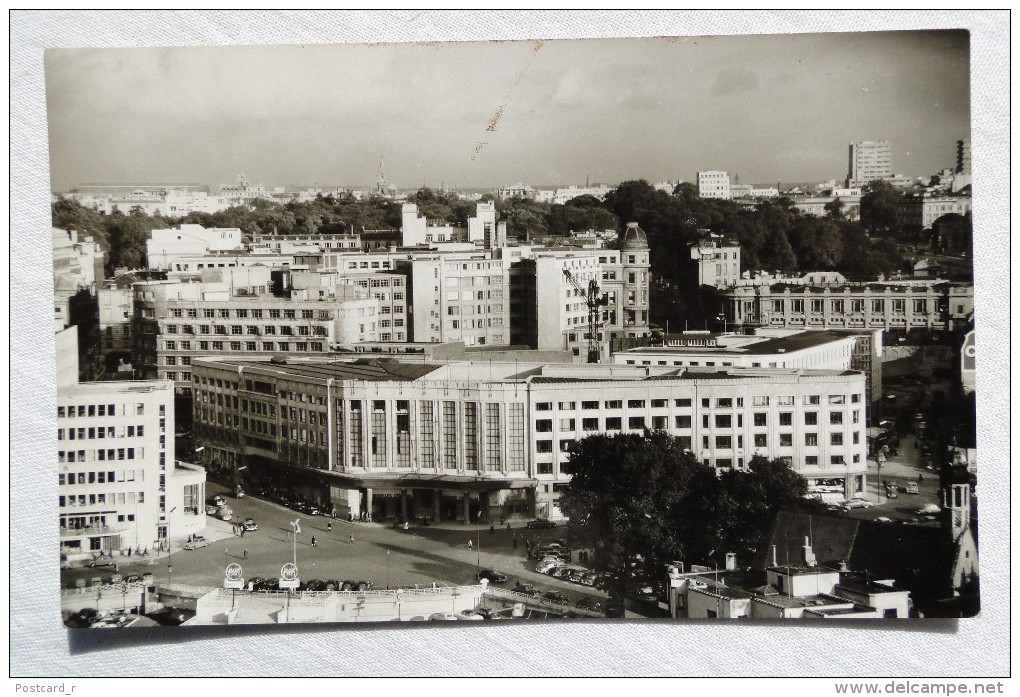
57;378;206;555
895;194;973;230
697;171;732;199
721;280;975;334
847;140;892;187
191;357;868;523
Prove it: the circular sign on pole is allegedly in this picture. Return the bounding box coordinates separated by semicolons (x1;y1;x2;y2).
225;563;243;581
281;563;298;581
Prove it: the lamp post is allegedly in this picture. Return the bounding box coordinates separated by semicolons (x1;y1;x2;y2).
166;506;177;586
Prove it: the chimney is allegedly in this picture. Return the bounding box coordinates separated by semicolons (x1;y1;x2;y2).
725;552;737;571
803;536;817;567
771;545;778;567
838;560;849;572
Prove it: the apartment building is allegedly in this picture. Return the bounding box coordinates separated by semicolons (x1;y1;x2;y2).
191;357;868;523
146;224;244;270
847;140;893;187
400;201;507;248
689;234;742;289
697;171;732;200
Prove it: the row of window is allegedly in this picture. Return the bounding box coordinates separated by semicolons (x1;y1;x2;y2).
57;403;157;418
58;447;148;462
534;395;858;411
59;469;145;485
59;491;145;507
170;307;325;320
164;341;327;359
163;324;331;337
58;425;145;440
771;298;934;314
536;398;694;411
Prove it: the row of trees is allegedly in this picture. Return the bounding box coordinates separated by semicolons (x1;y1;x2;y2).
55;179;924;283
559;431;809;603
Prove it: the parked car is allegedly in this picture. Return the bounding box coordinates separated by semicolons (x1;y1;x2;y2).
306;504;321;516
205;505;220;516
210;495;226;507
576;597;602;612
429;612;457;621
542;591;568;604
535;559;561;575
843;498;874;510
885;484;898;499
242;518;259;532
526;519;557;529
455;609;485;621
916;503;941;516
512;583;540;597
476;568;508;584
246;576;267;591
875;517;893;524
905;482;919;495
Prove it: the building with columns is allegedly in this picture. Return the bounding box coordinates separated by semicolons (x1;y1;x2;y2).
191;356;868;523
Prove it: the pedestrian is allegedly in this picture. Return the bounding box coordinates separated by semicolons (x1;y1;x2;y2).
467;539;473;551
327;521;332;532
918;473;923;482
506;522;511;531
311;536;317;547
349;533;354;544
403;521;409;531
127;547;132;557
240;527;245;537
243;548;248;559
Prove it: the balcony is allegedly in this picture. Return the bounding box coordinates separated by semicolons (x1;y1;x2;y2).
60;523;129;539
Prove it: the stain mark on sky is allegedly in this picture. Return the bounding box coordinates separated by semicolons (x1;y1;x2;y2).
473;40;544;160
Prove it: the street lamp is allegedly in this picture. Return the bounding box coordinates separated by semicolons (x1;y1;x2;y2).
167;506;177;585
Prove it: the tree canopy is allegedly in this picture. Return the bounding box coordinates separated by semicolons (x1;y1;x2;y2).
560;430;808;598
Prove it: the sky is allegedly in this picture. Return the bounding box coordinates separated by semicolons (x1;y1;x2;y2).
45;31;971;192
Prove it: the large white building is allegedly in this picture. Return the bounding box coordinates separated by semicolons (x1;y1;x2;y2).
847;140;893;187
146;224;244;270
191;356;869;524
697;171;732;200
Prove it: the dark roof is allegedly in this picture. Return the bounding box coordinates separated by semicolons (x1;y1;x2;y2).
227;358;439;382
757;510;957;604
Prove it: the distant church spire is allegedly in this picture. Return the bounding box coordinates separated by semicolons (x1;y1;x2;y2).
376;157;390;195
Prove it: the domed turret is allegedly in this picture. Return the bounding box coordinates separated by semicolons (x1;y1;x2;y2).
618;222;649;251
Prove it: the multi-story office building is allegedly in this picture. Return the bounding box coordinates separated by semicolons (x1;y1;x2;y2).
956;139;971;175
56;328;206;556
895;194;973;230
847;140;893;187
721;280;974;334
132;267;383;392
400;254;511;347
400;201;507;248
697;171;732;199
191;356;868;523
288;269;408;343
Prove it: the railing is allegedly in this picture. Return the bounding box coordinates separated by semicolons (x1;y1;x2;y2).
483;586;604;618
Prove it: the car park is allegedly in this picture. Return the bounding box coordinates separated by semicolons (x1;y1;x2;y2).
526;519;557;529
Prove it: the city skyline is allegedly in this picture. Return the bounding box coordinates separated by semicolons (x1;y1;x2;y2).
45;31;970;193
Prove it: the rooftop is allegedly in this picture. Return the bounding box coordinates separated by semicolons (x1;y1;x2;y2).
215;358;441;383
58;379;174;396
625;330;856;356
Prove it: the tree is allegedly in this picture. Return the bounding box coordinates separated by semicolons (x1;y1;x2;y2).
824;196;845;220
859;180;903;235
560;432;808;607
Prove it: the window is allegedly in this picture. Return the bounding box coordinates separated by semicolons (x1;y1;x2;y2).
716;398;732;408
604;400;622;409
581;401;599;410
754;434;767;448
535;419;553;433
651;399;667;408
535;440;553;454
753;413;767;427
803;395;820;405
675;398;692;408
582;418;599;431
559;418;575;431
804;412;818;426
606;417;622;430
830;412;843;425
627;400;645;409
805;433;818;446
715;435;732;449
831;433;844;446
779;412;793;426
805;455;818;466
752;396;769;407
557;401;575;410
714;414;732;428
628;416;645;429
830;455;845;465
675;415;691;429
780;433;793;447
536;402;552;411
